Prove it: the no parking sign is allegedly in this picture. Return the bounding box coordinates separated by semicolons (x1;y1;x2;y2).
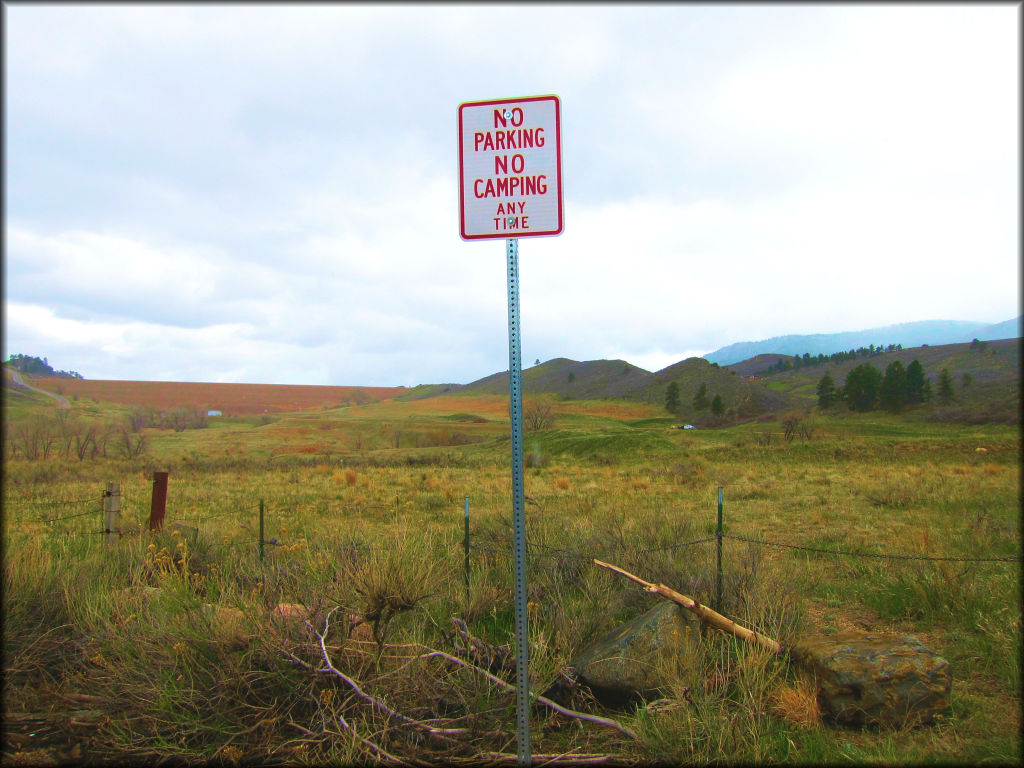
458;95;563;240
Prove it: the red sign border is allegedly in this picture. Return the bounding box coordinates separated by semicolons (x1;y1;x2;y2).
458;94;563;241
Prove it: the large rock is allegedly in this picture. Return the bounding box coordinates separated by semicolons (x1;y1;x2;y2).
570;601;702;707
790;632;951;728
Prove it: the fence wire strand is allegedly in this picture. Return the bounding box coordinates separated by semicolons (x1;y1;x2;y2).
474;536;717;561
722;533;1021;563
4;497;97;507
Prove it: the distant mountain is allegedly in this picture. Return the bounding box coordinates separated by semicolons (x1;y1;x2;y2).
703;318;1021;366
972;317;1021;342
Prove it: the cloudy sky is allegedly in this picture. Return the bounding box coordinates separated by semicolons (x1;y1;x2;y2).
4;4;1019;386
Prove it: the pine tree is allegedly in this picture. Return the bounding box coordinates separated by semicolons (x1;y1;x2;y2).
816;373;838;408
843;363;882;412
711;394;725;417
905;360;929;404
880;361;908;412
937;369;954;404
693;382;708;410
665;382;680;413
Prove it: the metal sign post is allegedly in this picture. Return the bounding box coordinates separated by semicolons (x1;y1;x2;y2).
458;93;563;768
506;236;531;766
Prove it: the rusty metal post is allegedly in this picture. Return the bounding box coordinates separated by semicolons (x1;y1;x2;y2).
150;471;169;531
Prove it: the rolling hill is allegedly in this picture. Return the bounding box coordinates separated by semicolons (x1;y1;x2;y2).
744;337;1020;423
6;316;1018;426
461;358;653;400
457;356;797;423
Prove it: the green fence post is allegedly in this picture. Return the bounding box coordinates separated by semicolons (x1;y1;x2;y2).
716;487;723;612
464;497;470;604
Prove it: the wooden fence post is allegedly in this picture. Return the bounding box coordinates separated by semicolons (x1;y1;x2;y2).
105;482;121;545
150;471;169;531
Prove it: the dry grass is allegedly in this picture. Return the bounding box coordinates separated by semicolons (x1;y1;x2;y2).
770;677;822;728
2;389;1020;764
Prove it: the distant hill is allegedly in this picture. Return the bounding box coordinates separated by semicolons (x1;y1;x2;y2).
974;317;1022;341
748;337;1020;424
15;378;407;415
459;355;798;424
704;318;1021;366
462;358;654;400
644;357;793;422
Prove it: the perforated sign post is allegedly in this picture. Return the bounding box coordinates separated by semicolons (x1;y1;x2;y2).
458;95;563;767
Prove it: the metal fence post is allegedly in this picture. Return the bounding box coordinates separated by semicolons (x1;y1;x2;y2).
259;499;265;563
464;497;471;605
716;487;723;612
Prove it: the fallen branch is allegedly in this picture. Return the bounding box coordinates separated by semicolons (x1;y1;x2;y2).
450;616;515;674
308;610;468;740
281;609;636;758
476;751;614;765
420;645;637;740
593;559;782;655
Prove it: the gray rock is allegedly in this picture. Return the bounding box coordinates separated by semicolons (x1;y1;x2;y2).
570;601;702;707
790;632;952;728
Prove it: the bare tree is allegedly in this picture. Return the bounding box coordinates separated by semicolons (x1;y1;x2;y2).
74;424;97;461
118;427;147;459
524;395;557;431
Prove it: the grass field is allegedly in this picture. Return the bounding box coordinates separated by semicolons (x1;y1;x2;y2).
2;377;1020;765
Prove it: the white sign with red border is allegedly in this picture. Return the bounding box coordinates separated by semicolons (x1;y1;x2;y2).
458;95;563;240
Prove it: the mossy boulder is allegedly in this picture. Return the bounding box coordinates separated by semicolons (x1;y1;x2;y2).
790;632;951;728
570;601;702;707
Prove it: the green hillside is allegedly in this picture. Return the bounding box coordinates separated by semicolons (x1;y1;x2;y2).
643;357;794;423
745;338;1020;423
462;358;654;400
457;356;799;424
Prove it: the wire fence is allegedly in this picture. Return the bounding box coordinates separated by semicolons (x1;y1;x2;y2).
5;485;1021;566
720;533;1020;563
474;536;719;561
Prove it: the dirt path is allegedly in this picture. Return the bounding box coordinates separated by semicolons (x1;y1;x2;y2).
3;368;71;408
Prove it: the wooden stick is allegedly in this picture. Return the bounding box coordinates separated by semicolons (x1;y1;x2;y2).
593;559;782;655
418;648;638;740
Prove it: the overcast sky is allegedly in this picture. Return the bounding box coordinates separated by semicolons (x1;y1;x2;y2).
4;4;1019;386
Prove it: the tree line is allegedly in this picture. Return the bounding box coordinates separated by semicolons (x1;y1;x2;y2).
816;360;961;412
5;353;84;379
769;343;902;373
665;381;727;418
5;405;212;462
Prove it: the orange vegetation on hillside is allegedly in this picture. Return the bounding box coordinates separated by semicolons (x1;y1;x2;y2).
395;395;511;417
30;377;406;415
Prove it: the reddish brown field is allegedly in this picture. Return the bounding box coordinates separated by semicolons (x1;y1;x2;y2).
30;376;406;415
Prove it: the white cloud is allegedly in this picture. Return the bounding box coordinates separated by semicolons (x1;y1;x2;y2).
3;5;1018;385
